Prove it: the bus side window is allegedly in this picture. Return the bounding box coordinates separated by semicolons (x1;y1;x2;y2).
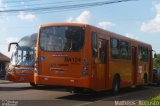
110;38;119;59
139;46;148;62
92;32;98;57
119;41;131;59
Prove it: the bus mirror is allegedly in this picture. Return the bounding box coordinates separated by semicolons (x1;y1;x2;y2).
8;42;18;52
8;43;11;52
154;53;157;58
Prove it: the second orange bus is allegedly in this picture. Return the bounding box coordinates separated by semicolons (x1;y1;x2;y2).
34;23;152;92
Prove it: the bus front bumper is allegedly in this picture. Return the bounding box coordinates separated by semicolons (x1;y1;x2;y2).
7;72;34;83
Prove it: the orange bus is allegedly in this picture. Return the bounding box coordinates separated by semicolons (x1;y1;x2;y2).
34;23;153;92
7;33;38;86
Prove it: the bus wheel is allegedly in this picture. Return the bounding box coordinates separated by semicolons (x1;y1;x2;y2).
112;76;120;94
30;82;38;87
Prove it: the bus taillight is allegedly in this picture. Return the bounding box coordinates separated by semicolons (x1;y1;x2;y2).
34;57;39;73
34;67;39;74
82;58;88;76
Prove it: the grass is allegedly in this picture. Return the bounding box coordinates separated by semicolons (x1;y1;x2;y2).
149;95;160;101
140;95;160;106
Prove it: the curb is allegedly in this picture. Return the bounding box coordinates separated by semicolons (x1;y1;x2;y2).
0;80;13;84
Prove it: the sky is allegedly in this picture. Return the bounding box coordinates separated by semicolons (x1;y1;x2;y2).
0;0;160;57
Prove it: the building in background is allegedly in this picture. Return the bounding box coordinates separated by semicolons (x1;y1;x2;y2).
0;53;10;78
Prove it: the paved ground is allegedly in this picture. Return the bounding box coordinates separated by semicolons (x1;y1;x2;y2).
0;80;160;106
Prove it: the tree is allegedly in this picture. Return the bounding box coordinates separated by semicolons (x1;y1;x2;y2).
153;53;160;68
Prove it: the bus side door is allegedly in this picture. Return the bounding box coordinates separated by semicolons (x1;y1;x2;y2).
91;32;108;90
132;46;138;85
97;38;108;90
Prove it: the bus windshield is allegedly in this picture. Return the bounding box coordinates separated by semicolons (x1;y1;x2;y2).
11;47;35;66
40;26;84;52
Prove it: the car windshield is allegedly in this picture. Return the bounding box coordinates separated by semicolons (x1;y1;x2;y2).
40;26;84;52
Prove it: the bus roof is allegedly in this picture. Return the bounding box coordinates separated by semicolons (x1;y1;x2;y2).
40;22;87;28
40;22;152;48
18;33;37;48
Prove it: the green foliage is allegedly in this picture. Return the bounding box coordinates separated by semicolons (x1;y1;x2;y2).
150;95;160;101
154;53;160;68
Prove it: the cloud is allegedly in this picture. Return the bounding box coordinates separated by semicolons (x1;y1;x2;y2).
0;0;3;10
0;37;20;57
75;10;92;24
97;21;114;30
0;0;6;11
0;0;9;21
67;10;92;24
0;46;11;57
17;12;36;20
141;3;160;33
66;10;114;29
66;17;74;22
0;27;6;31
6;37;19;43
0;45;12;57
21;2;25;5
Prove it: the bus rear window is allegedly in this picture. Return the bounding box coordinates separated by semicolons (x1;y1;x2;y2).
40;26;84;52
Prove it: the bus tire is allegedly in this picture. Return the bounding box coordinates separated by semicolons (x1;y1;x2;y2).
30;82;38;87
112;75;120;94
